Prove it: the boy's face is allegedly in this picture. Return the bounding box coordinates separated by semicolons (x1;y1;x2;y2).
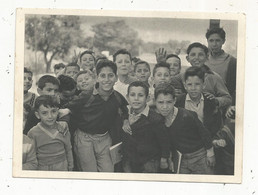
184;76;204;100
97;67;117;92
35;105;59;128
155;93;176;117
65;66;80;80
207;33;225;55
38;83;59;96
76;73;95;91
153;67;170;86
54;67;64;76
166;57;181;76
81;54;95;71
127;86;148;113
60;89;76;101
24;72;33;92
186;47;207;67
135;63;151;82
115;54;131;76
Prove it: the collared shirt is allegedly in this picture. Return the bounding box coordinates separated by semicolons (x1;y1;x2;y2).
165;107;178;127
128;105;149;125
185;94;204;123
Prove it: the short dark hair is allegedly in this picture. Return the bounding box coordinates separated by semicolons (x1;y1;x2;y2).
79;50;95;62
75;70;95;81
96;59;117;75
154;82;176;100
96;56;108;66
205;27;226;40
152;62;170;76
24;67;33;77
132;57;141;64
54;63;65;70
57;75;77;92
65;62;80;72
37;75;60;90
127;81;149;97
134;60;150;72
186;42;209;56
34;95;60;111
113;49;132;62
184;66;205;82
166;54;181;69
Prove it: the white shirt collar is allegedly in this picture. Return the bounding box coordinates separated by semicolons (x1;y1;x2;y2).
127;105;150;117
186;93;204;102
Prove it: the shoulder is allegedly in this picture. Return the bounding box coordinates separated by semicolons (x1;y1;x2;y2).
147;108;164;123
23;134;33;144
178;107;198;120
27;124;41;137
113;90;128;104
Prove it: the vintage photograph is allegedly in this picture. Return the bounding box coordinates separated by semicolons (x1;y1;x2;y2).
13;8;245;183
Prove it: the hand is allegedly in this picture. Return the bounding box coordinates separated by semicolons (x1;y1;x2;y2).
174;89;183;96
122;119;132;135
155;48;167;63
212;139;227;148
58;108;71;118
206;155;216;167
71;49;81;64
160;157;168;169
225;106;236;119
203;92;219;105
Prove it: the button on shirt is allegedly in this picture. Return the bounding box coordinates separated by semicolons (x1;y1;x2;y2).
185;94;204;123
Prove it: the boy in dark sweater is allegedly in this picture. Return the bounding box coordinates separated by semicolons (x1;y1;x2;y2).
122;81;169;173
154;83;215;174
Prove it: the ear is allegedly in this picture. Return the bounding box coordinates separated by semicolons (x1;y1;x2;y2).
186;55;190;63
35;111;40;119
222;39;226;45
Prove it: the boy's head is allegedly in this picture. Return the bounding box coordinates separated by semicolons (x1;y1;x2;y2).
79;50;95;71
34;95;60;127
152;62;171;87
134;60;151;82
24;67;33;93
166;54;181;76
53;63;65;76
127;81;149;114
75;70;96;92
96;59;118;92
186;42;208;67
184;66;205;101
65;62;80;80
58;75;77;101
205;28;226;55
154;83;176;117
37;75;60;96
113;49;132;76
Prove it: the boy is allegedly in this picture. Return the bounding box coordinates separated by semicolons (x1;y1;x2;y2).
28;95;73;171
134;60;151;87
65;59;129;172
154;83;215;174
79;50;95;71
24;75;60;135
122;81;169;173
54;63;65;76
65;62;80;80
113;49;137;98
175;66;222;138
166;54;181;77
205;28;237;104
75;70;96;95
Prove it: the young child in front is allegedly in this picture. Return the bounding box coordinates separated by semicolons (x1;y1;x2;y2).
154;83;215;174
122;81;169;173
175;66;222;138
134;60;151;87
65;59;129;172
27;95;73;171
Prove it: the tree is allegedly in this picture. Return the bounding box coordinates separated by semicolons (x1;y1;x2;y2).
91;20;142;56
25;15;82;73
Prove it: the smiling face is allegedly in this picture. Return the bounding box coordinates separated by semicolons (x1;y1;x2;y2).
35;105;59;128
80;53;95;71
186;47;207;67
97;67;117;92
153;67;170;86
127;86;147;114
166;57;181;76
115;54;131;76
184;76;204;101
207;33;225;55
24;72;33;92
135;63;151;82
76;73;95;91
155;93;176;117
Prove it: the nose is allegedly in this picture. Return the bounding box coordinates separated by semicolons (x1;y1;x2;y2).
49;90;55;96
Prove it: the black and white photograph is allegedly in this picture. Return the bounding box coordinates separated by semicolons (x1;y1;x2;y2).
13;8;245;183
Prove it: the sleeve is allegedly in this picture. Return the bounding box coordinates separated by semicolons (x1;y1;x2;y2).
23;135;38;170
226;57;237;105
116;92;129;120
62;124;74;171
190;111;213;150
212;74;232;108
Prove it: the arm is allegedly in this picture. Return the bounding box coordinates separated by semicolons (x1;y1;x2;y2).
23;136;38;170
63;128;74;171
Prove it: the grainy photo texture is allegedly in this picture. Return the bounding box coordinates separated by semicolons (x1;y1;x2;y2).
13;8;245;183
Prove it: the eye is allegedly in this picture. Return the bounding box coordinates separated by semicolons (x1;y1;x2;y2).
108;73;115;78
143;69;149;73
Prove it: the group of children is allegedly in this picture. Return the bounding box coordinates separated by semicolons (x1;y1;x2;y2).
22;27;236;175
